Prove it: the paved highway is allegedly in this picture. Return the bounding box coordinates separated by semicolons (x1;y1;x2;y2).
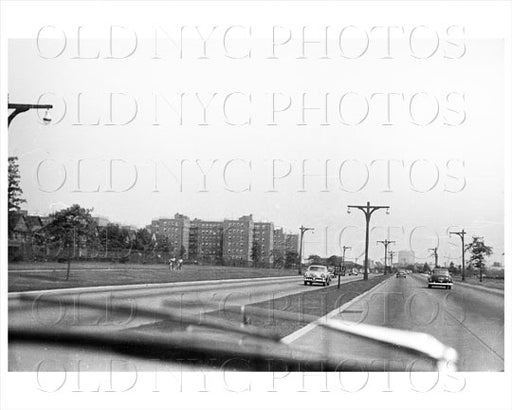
9;274;363;371
287;274;504;371
9;273;504;371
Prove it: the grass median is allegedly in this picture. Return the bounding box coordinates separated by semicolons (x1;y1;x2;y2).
206;274;390;339
8;262;297;292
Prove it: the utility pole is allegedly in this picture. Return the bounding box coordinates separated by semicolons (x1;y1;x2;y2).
339;245;351;288
8;102;53;127
377;239;395;275
348;202;390;281
298;225;314;275
388;250;396;273
429;247;439;268
450;229;466;281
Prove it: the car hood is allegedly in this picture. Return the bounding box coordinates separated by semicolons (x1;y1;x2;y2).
306;271;324;277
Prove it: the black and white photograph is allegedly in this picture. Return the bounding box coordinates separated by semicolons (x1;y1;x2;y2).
1;1;511;410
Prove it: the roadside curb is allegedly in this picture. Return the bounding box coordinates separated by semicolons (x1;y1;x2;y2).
281;275;392;344
454;280;504;296
8;275;299;299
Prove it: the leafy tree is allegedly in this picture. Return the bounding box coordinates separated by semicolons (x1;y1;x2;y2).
307;254;322;264
466;237;493;282
285;251;299;269
272;249;284;268
8;157;26;213
134;229;152;251
448;261;456;274
179;245;187;259
251;241;262;264
44;204;96;280
327;255;340;266
154;235;171;253
422;262;431;273
97;224;132;256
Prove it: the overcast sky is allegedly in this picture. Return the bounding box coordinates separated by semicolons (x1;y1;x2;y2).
8;36;504;263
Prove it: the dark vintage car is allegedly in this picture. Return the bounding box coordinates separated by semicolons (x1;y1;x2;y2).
428;268;453;289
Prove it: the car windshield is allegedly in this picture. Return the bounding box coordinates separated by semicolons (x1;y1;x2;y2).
9;292;459;372
9;262;504;373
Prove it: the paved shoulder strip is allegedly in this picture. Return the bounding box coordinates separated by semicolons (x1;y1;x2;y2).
419;273;504;296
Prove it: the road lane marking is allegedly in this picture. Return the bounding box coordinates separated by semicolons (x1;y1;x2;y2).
408;274;504;365
281;276;392;344
443;305;504;362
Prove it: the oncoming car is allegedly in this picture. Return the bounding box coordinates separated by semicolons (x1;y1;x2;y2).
304;265;331;286
396;270;407;278
428;268;453;289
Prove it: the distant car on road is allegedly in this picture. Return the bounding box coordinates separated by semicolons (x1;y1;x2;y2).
304;265;331;286
428;268;453;289
348;268;359;276
396;270;407;278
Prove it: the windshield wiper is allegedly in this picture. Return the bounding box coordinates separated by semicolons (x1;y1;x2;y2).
10;295;458;372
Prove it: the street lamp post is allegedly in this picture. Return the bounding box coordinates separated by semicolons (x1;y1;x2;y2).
339;245;351;288
450;229;466;281
298;225;314;275
8;103;53;127
429;247;439;268
377;239;395;275
348;202;390;281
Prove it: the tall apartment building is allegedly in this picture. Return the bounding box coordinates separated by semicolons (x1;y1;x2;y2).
253;222;274;263
273;228;286;256
273;228;298;255
222;215;254;263
189;219;223;263
145;212;297;265
147;213;190;257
